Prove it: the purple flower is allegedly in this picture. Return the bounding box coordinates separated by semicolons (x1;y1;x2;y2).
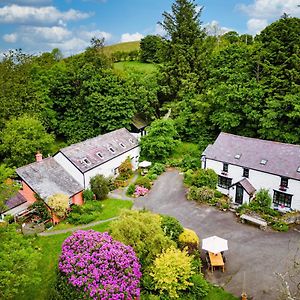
59;230;141;299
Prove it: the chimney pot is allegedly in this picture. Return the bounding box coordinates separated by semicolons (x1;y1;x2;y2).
36;152;43;162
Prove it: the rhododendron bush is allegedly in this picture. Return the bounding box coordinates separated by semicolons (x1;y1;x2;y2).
58;230;141;300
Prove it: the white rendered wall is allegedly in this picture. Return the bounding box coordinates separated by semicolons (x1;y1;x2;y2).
84;147;140;188
204;158;300;210
54;152;84;186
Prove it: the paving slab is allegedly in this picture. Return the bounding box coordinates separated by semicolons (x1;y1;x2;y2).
133;169;300;300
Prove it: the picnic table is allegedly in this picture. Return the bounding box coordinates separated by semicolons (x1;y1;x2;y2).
208;252;225;272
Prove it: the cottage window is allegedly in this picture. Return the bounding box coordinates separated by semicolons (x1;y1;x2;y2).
114;167;119;176
223;163;228;173
280;177;288;188
82;158;91;165
243;168;249;178
218;175;232;189
96;152;103;159
109;147;115;153
273;191;292;208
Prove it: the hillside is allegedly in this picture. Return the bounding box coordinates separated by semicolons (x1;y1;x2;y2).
103;41;140;56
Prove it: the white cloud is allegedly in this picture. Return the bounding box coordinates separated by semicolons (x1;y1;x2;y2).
204;20;232;36
3;33;18;43
77;29;112;43
247;18;268;34
4;25;112;56
0;4;91;25
238;0;300;19
120;32;143;43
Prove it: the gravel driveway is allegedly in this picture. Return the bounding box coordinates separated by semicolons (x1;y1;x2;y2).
133;169;300;300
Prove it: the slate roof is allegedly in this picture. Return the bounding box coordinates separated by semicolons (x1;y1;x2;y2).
234;178;256;195
16;157;83;201
3;192;27;212
59;128;139;173
132;113;148;130
203;132;300;180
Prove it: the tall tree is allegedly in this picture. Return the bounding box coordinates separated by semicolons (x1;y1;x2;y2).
0;115;55;167
140;35;162;63
256;17;300;143
158;0;207;102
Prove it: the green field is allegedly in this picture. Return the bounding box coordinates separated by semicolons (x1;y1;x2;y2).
113;61;157;75
103;41;140;56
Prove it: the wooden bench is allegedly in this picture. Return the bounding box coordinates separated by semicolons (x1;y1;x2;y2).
240;214;267;230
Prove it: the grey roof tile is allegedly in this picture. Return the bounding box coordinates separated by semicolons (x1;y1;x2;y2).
16;157;83;201
59;128;139;173
203;132;300;180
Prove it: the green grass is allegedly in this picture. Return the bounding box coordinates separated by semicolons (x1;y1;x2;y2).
204;285;239;300
114;61;157;74
50;198;133;231
103;41;140;56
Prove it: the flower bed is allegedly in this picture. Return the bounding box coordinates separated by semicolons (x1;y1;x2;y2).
58;230;141;300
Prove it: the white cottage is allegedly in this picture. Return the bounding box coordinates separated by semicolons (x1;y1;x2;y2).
54;128;140;188
201;133;300;211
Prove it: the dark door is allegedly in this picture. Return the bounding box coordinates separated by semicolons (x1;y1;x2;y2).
235;185;244;204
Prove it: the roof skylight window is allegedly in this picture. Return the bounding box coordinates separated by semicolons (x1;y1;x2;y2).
260;159;267;165
96;152;103;159
109;147;115;153
234;154;241;159
297;166;300;173
119;143;126;148
81;158;91;165
129;138;134;144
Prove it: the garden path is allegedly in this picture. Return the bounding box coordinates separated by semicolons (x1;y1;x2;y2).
38;217;118;236
108;174;138;200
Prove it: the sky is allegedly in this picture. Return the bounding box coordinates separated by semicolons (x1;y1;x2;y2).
0;0;300;56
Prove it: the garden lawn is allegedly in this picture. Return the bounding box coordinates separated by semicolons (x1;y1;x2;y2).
114;61;157;74
22;221;112;300
50;198;133;231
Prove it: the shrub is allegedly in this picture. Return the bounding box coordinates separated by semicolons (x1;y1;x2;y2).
126;183;136;196
47;194;69;218
106;176;116;191
134;185;149;197
272;221;289;232
90;175;109;200
30;200;51;222
252;188;272;211
178;228;199;253
187;186;215;202
135;176;151;189
160;215;184;244
146;173;158;181
109;210;175;267
150;163;165;175
150;246;194;298
184;169;194;186
118;157;133;180
181;155;201;171
82;188;94;202
214;190;223;198
58;230;141;299
192;169;218;189
187;274;209;298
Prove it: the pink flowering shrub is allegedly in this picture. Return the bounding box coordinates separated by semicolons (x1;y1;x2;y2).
134;185;149;197
58;230;141;300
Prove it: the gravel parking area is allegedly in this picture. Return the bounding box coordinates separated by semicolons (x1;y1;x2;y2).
133;169;300;300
